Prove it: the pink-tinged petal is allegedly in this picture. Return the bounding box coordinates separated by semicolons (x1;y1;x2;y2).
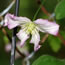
4;14;8;26
5;43;11;52
4;13;20;29
34;45;41;51
5;41;29;57
4;13;31;29
16;29;29;46
34;19;59;36
13;15;31;23
30;29;40;51
17;41;29;56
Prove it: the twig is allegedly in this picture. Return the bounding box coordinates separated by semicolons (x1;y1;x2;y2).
41;6;50;16
22;52;35;65
0;0;15;26
2;28;12;42
16;47;25;58
10;0;20;65
57;33;65;45
39;34;49;45
0;0;15;16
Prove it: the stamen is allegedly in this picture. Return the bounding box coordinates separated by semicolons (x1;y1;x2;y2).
22;22;36;34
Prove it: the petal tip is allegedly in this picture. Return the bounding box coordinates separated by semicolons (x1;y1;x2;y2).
34;45;41;51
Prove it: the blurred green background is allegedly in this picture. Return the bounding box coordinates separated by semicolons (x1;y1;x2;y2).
0;0;65;65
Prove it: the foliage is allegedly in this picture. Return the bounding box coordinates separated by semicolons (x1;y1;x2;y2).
32;55;65;65
55;0;65;19
0;0;65;65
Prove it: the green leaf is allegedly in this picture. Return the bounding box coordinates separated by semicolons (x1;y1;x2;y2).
55;0;65;19
48;35;61;52
32;55;65;65
3;36;9;44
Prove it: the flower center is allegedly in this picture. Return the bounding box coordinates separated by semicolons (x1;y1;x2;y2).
23;22;36;34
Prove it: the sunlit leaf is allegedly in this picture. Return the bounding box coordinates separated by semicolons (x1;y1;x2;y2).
48;35;61;52
55;0;65;19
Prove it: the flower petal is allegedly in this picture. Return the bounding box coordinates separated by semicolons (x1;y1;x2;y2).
34;19;59;35
30;29;41;51
4;13;31;29
16;29;29;46
4;13;19;29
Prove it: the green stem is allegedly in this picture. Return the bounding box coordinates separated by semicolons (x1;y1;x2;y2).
32;0;44;21
33;5;41;21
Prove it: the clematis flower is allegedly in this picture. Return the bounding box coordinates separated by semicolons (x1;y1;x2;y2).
4;13;59;51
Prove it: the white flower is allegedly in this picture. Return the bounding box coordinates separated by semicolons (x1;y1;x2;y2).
4;13;59;51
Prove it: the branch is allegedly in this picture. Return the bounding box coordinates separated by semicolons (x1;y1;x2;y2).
41;6;50;16
57;33;65;45
0;0;15;16
39;34;49;45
